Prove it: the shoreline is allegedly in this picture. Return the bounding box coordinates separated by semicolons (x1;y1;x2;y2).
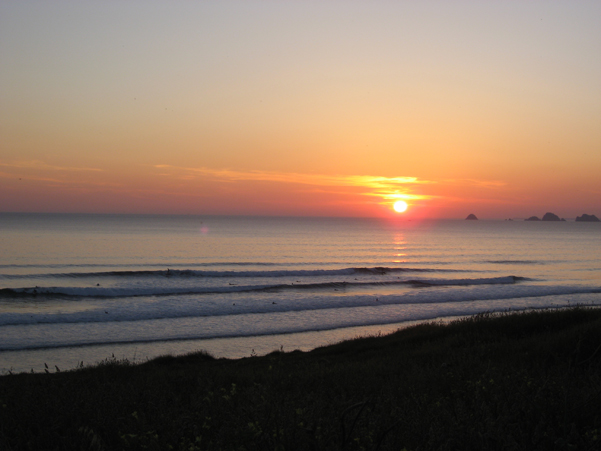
2;306;600;450
3;302;599;375
0;315;463;375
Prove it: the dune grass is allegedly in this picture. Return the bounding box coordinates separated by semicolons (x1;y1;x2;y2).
1;306;601;450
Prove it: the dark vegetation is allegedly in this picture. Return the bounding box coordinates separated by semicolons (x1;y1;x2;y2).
1;307;601;450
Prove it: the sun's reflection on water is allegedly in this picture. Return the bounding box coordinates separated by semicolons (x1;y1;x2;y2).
393;232;408;262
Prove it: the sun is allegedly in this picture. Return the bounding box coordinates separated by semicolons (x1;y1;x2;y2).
393;200;408;213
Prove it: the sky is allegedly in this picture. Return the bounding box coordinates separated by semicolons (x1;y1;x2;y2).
1;0;600;219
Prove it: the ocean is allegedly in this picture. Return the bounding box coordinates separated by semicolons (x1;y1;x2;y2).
1;213;600;374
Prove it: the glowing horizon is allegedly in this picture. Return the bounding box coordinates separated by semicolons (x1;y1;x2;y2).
1;1;600;219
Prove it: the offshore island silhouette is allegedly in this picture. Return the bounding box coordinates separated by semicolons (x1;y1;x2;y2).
465;213;599;221
524;212;600;222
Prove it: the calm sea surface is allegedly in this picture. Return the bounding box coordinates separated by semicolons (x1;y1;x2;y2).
1;213;600;373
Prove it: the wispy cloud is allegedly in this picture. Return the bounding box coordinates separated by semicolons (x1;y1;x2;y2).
0;160;111;189
154;165;434;203
154;165;427;186
0;160;103;172
442;178;507;188
0;170;66;184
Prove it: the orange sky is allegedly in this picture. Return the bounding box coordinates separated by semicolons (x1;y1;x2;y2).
1;1;600;219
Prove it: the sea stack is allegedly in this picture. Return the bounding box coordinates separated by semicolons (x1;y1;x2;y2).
541;212;561;221
465;214;478;220
576;214;600;222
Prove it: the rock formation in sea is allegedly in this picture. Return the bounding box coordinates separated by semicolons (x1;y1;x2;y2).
575;214;600;222
542;212;561;221
525;216;541;221
465;214;478;220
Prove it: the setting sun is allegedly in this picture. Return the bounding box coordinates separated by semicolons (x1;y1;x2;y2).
393;201;408;213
